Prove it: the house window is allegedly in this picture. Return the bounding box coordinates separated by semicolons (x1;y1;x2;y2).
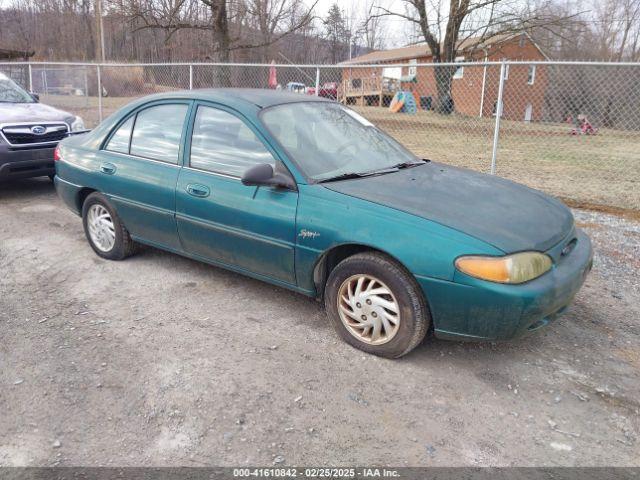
408;59;417;77
527;65;536;85
519;35;526;48
453;56;465;79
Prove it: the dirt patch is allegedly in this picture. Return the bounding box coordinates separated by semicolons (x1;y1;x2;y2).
1;179;639;467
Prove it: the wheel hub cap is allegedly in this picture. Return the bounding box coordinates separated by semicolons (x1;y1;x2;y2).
87;204;116;252
337;274;400;345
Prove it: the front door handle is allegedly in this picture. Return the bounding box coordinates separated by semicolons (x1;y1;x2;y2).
100;163;117;175
186;183;210;198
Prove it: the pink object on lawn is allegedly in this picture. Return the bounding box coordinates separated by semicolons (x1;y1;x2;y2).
268;61;277;89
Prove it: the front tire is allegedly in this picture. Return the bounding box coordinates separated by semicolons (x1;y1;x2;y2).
82;192;136;260
324;252;430;358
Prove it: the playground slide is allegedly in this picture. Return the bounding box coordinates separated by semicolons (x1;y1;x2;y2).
389;92;405;113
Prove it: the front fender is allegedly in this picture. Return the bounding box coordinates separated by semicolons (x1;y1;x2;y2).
295;184;502;293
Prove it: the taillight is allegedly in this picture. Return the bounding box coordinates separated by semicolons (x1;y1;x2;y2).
54;146;61;161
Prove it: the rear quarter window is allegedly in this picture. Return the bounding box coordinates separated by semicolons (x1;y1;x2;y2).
105;116;134;154
129;104;188;164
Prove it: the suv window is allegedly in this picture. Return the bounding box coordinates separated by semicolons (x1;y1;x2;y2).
105;116;134;153
190;106;275;177
129;104;188;164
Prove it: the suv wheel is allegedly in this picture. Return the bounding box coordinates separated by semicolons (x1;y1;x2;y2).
324;252;430;358
82;192;136;260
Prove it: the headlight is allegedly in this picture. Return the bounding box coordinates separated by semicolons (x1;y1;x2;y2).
71;116;85;132
455;252;553;284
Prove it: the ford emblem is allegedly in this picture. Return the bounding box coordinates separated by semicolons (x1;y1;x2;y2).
31;125;46;135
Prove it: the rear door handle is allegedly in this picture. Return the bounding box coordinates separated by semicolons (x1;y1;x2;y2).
100;163;117;175
186;184;210;198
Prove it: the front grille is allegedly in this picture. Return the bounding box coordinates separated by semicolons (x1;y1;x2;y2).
2;124;68;146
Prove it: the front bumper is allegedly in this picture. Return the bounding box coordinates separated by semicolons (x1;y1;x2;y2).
416;228;593;341
0;143;56;181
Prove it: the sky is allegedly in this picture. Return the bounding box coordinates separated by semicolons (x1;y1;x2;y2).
310;0;408;48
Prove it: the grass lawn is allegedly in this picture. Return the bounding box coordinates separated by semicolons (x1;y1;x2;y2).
355;107;640;213
42;94;640;213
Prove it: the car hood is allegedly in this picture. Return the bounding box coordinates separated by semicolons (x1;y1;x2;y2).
0;102;74;124
323;162;574;253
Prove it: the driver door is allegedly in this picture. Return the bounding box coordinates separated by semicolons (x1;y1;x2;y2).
175;103;298;285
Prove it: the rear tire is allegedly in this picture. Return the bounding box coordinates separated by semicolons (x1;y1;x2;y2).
82;192;136;260
324;252;430;358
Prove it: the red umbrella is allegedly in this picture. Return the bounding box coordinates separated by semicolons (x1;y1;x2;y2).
268;60;277;89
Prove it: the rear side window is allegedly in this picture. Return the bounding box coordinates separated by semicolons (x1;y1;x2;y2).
105;116;134;153
190;106;275;177
129;104;188;164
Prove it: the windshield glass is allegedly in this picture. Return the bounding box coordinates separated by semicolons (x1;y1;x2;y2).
261;102;419;181
0;74;35;103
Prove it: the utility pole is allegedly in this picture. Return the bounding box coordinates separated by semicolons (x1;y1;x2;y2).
95;0;106;62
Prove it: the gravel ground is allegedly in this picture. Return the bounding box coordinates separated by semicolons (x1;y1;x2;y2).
1;178;638;467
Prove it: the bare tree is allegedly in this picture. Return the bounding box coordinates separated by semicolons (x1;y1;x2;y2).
596;0;640;61
124;0;316;60
360;0;387;50
0;0;358;65
372;0;576;112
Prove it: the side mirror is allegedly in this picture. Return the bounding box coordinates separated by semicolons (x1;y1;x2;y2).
30;92;40;102
241;163;296;190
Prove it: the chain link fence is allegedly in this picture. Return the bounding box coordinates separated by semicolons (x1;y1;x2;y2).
2;61;639;212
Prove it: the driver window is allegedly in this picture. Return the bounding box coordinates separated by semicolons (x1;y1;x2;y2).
190;106;275;177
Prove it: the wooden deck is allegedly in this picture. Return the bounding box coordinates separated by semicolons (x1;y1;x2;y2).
339;77;400;106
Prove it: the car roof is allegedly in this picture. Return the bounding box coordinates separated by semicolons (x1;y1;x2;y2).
153;88;331;109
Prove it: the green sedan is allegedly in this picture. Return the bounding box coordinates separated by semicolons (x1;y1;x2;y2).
54;89;593;358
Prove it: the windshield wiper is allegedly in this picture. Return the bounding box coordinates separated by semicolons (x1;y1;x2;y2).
317;159;427;183
318;165;407;183
317;172;372;183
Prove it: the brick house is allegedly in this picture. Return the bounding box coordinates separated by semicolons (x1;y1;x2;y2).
339;33;548;122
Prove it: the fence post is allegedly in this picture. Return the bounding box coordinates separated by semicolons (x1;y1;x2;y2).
28;63;33;92
42;67;48;95
479;61;487;117
490;61;506;175
84;66;89;107
189;64;193;90
315;67;320;96
97;64;103;123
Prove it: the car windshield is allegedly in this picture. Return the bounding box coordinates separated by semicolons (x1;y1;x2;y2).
261;102;420;182
0;74;35;103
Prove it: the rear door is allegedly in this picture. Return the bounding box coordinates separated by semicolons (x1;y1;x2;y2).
175;103;298;285
97;101;190;250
